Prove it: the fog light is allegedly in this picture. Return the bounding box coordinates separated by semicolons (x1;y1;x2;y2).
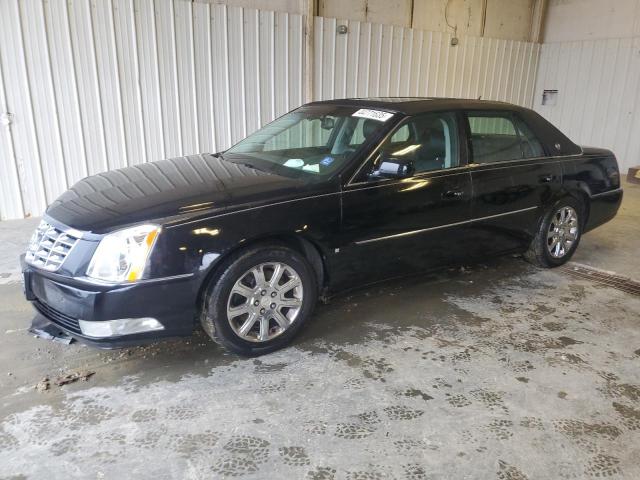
78;318;164;338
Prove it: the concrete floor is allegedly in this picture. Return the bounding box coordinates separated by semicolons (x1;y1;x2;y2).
0;182;639;480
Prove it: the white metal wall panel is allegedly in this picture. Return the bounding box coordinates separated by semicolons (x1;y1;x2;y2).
243;9;261;137
67;0;109;175
43;1;89;186
89;0;125;173
0;0;304;220
193;1;216;154
228;7;247;141
534;38;640;171
0;0;48;218
20;0;68;202
258;10;276;126
113;0;147;166
313;17;541;108
211;5;232;150
0;54;24;219
155;0;182;158
136;0;165;163
0;3;539;221
174;0;199;155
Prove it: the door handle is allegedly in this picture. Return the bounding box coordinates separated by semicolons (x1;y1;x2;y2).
539;174;553;183
442;189;464;199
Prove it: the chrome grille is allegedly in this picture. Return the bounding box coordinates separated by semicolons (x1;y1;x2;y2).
25;220;81;271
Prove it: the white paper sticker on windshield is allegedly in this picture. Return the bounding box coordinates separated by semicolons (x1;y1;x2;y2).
352;109;394;122
283;158;304;168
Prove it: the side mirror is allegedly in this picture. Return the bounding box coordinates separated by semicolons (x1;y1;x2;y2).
369;157;414;179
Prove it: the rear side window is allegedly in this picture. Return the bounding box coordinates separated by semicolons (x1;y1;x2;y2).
467;112;545;163
514;117;545;158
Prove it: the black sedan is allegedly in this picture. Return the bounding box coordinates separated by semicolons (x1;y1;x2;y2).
21;98;623;355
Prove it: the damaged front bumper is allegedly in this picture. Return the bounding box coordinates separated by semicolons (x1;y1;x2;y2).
21;254;199;348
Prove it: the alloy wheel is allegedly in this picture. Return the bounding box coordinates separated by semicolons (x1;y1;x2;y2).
547;206;579;258
226;262;303;342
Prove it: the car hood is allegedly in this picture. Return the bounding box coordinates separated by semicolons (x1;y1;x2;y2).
46;154;317;233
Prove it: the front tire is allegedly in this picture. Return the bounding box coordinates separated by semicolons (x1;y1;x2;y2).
200;245;318;356
525;197;583;268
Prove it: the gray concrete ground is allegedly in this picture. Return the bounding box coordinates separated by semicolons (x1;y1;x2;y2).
0;181;639;480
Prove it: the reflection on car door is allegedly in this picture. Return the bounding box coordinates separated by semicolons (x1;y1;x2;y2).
465;111;562;256
331;112;472;288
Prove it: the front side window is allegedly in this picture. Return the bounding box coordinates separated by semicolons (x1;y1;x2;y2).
226;106;394;177
468;112;545;163
369;112;459;176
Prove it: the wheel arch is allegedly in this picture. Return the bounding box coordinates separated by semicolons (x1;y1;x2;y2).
564;187;591;228
195;233;329;313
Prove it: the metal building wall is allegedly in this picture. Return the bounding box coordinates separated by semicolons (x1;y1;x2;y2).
534;38;640;172
313;17;541;107
0;1;541;221
0;0;303;220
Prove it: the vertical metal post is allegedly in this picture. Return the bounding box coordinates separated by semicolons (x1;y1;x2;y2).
304;0;316;103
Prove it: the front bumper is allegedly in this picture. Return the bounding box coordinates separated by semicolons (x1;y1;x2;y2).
21;255;200;348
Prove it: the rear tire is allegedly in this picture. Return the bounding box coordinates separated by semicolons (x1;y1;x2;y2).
524;197;583;268
200;245;318;356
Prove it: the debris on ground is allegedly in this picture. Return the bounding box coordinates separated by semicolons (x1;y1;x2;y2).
54;370;95;386
29;315;74;345
35;377;50;392
34;370;95;391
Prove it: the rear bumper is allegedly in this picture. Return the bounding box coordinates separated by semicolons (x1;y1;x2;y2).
21;255;200;348
585;188;623;232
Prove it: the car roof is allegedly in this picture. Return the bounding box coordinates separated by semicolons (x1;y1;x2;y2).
304;97;525;116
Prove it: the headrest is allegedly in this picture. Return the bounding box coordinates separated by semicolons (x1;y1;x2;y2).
362;119;379;139
417;119;446;157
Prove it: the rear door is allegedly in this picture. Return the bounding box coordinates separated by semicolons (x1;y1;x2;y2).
465;111;562;256
331;111;473;287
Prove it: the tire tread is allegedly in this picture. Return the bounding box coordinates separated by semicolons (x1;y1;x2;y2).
200;244;317;356
524;197;583;268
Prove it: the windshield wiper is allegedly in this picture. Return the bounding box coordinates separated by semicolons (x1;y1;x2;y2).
236;161;265;172
213;151;266;173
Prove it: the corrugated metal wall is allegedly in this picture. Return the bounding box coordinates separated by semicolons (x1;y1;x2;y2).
0;1;541;221
0;0;303;220
313;17;541;106
534;38;640;171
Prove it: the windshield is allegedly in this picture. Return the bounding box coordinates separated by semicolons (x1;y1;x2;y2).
225;106;395;177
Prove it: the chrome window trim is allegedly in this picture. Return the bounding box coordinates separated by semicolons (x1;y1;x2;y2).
466;153;582;168
354;206;539;245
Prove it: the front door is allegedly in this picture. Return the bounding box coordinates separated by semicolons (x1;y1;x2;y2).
331;111;473;288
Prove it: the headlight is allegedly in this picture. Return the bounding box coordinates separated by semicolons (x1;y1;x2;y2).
86;224;160;282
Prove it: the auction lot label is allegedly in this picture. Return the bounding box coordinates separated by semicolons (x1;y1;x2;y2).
352;109;394;122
